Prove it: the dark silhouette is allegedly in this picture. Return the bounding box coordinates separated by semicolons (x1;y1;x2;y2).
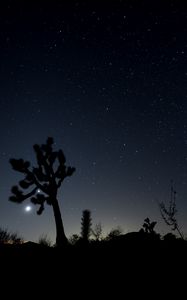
163;232;177;241
81;209;92;243
0;227;23;244
9;137;75;247
38;234;52;247
159;182;184;239
69;234;80;245
142;217;157;234
140;217;160;240
106;226;123;240
92;222;103;241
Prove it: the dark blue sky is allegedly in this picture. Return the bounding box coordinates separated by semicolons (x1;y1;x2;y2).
0;0;187;243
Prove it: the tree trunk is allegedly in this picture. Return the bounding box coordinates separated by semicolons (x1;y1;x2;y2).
52;198;67;247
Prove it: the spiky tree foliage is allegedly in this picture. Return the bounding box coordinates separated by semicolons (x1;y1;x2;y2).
0;227;10;244
81;210;92;243
0;227;23;244
9;137;75;247
159;183;184;239
38;234;52;247
142;218;157;234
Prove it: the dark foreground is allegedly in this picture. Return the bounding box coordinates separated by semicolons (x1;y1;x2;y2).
0;237;186;296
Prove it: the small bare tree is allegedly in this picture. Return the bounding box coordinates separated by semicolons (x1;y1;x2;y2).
91;223;103;241
159;182;184;239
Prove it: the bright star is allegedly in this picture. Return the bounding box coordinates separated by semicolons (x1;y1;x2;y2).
25;206;32;212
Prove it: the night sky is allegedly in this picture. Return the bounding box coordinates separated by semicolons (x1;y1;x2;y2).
0;0;187;243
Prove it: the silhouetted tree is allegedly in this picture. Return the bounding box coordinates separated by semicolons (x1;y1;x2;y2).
9;137;75;247
92;222;103;241
159;182;184;239
140;218;160;240
69;234;80;245
81;210;92;243
142;218;157;234
106;226;123;240
163;232;177;241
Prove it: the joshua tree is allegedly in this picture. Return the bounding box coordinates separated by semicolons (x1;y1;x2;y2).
159;182;184;239
139;218;160;240
142;218;157;234
9;137;75;247
81;209;92;243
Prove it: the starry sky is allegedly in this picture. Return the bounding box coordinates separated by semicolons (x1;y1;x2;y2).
0;0;187;243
